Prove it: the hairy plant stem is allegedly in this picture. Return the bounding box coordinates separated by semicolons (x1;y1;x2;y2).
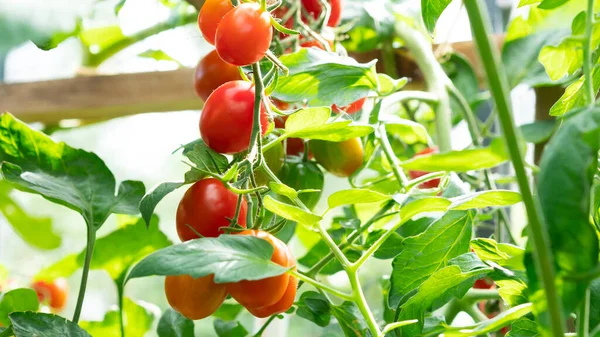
584;0;596;106
378;124;410;187
464;1;565;336
394;20;453;152
348;270;381;336
72;227;96;323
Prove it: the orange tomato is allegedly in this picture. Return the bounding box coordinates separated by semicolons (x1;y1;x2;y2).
165;274;227;320
247;274;297;318
32;278;68;311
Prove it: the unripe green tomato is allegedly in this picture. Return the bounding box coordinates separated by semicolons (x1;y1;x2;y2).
310;138;364;177
255;140;284;186
279;158;324;210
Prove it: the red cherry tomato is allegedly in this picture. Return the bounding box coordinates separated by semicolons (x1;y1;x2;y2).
215;3;273;66
332;97;367;114
301;0;342;27
176;178;247;242
165;274;227;320
200;80;269;154
32;278;68;311
194;50;241;101
198;0;234;45
473;277;495;289
226;230;296;309
247;273;297;318
408;147;441;189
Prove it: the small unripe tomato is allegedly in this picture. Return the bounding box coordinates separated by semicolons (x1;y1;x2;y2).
32;278;68;311
198;0;234;45
194;50;241;102
279;158;324;210
332;97;367;114
200;80;269;154
301;0;342;27
215;3;273;66
165;274;227;320
226;230;296;309
310;138;363;177
246;274;297;318
408;147;441;189
176;178;247;241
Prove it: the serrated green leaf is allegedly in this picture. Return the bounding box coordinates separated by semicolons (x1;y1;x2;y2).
0;181;61;250
421;0;452;34
389;211;474;308
139;182;184;226
549;65;600;116
214;319;248;337
264;195;322;227
182;139;229;174
80;297;155;337
36;216;171;282
10;312;90;337
274;48;378;107
496;279;529;307
126;235;291;283
284;108;374;141
401;138;509;172
0;289;39;326
331;302;369;337
296;291;332;327
0;113;145;230
157;308;194;337
327;189;390;209
471;238;525;270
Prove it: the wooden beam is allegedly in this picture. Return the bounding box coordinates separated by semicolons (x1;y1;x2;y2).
0;68;201;124
0;36;505;124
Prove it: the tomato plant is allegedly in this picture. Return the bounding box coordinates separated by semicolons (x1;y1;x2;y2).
2;0;600;337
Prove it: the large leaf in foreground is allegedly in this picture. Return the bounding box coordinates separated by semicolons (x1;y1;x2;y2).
127;235;291;283
0;289;39;326
274;48;378;106
533;107;600;332
10;312;90;337
157;309;194;337
0;113;145;230
389;211;474;308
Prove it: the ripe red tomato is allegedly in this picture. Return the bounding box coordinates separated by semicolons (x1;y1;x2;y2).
332;97;367;114
165;274;227;320
215;3;273;66
275;117;306;156
408;147;441;189
301;38;334;51
194;50;241;102
473;277;494;289
310;138;363;177
198;0;233;45
246;273;297;318
226;230;296;309
200;80;269;154
301;0;342;27
32;278;68;311
176;178;247;242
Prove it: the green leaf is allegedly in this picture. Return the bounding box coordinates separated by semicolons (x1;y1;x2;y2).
269;182;298;200
539;0;571;10
450;190;522;210
444;303;533;336
80;26;125;51
401;138;509;172
519;120;556;143
341;0;396;53
212;304;244;321
284;107;374;142
296;291;332;327
389;211;475;308
0;113;145;230
36;216;171;282
139;182;184;226
471;238;525;270
549;65;600;116
396;258;492;335
263;195;322;227
496;279;530;307
138;49;181;65
213;319;248;337
365;230;404;259
157;309;194;337
80;297;155;337
421;0;452;34
377;74;408;96
533;107;600;331
182;139;229;174
589;278;600;330
327;189;390;209
274;48;378;107
383;117;429;145
10;312;90;337
331;302;368;337
0;182;61;250
0;289;39;326
126;235;291;283
506;317;540;337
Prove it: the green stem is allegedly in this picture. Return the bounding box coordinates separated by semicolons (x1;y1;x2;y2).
315;221;351;267
378;124;410;187
290;270;353;301
85;13;197;67
262;134;287;152
380;320;419;336
394;20;453;152
348;270;381;336
584;0;596;106
116;279;125;337
462;288;501;302
463;304;489;323
463;1;565;336
253;315;277;337
382;41;399;79
577;288;591;337
72;227;96;323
